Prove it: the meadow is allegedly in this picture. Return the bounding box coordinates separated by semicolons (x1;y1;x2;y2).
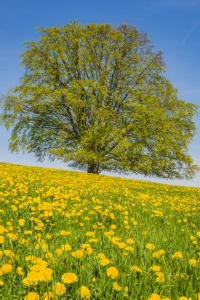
0;162;200;300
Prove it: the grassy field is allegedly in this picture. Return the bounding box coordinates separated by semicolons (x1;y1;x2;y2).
0;162;200;300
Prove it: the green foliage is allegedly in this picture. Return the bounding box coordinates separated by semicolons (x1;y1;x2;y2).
0;20;199;177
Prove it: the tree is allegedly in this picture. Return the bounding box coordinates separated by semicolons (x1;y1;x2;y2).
0;21;199;178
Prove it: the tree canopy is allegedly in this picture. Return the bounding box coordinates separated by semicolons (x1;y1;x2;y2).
0;21;199;178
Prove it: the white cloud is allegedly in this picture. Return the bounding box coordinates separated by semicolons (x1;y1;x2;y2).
181;88;200;95
181;20;200;45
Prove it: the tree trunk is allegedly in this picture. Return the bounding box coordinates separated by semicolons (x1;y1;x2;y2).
87;162;100;174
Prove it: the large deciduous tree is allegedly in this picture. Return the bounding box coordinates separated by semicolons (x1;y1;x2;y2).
0;21;199;178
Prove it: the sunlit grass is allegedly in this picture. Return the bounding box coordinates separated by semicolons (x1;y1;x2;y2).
0;162;200;300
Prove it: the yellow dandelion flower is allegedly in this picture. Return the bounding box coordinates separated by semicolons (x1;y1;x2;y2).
113;282;121;291
126;238;134;244
147;293;161;300
86;232;95;237
61;244;71;251
39;268;53;282
189;259;197;266
146;244;155;250
110;224;116;229
71;250;84;258
0;236;4;244
81;244;91;249
24;230;32;235
4;250;15;257
172;252;183;259
43;292;54;300
65;231;71;235
152;252;160;258
30;264;46;272
78;286;91;299
89;238;98;243
131;266;142;273
36;259;48;268
18;219;25;226
111;237;121;244
107;267;118;279
22;278;31;286
155;272;165;282
61;272;78;284
100;258;110;266
24;292;39;300
151;265;161;272
117;242;126;249
97;253;105;259
55;249;63;255
16;267;23;275
53;282;66;295
125;246;133;252
45;251;55;263
27;271;41;284
1;263;12;274
158;249;166;255
85;248;93;255
0;280;4;286
25;255;36;261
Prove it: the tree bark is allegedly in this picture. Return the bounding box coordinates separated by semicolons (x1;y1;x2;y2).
87;162;100;174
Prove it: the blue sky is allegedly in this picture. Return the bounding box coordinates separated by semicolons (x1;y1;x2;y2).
0;0;200;187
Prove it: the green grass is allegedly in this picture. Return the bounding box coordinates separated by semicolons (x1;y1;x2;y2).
0;162;200;300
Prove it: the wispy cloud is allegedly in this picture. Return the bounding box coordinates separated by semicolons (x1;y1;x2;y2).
181;20;200;45
181;88;200;95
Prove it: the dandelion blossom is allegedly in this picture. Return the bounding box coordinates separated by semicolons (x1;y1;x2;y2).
113;282;121;291
151;265;161;272
126;238;134;244
43;292;54;300
131;266;142;273
61;244;71;251
78;286;91;299
71;250;84;258
39;268;53;282
147;293;161;300
24;292;39;300
1;263;12;274
189;259;197;266
146;244;155;250
100;258;110;266
53;282;66;295
107;267;118;279
61;272;78;284
16;267;23;275
97;253;105;259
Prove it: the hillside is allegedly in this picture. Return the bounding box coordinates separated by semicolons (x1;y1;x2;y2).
0;162;200;300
